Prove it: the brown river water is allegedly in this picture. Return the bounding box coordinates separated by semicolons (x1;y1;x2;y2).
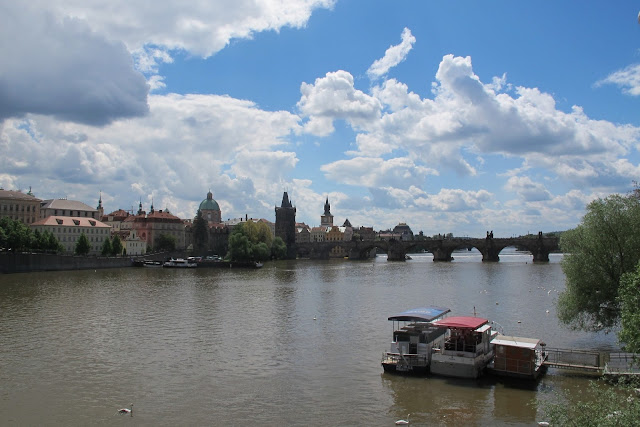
0;249;619;426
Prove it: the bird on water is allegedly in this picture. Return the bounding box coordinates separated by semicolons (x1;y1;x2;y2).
117;403;133;416
395;414;410;425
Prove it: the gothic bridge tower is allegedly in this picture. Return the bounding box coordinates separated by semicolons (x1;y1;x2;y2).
275;191;297;259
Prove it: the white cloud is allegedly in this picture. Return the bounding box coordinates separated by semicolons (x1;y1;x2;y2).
320;157;437;188
595;63;640;96
0;93;301;220
298;70;381;136
367;27;416;80
504;176;552;202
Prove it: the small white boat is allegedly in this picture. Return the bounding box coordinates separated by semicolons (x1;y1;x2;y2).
163;258;197;268
429;316;497;379
381;307;451;375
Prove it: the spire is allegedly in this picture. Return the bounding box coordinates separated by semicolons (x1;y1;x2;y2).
97;191;103;209
281;191;292;208
323;197;331;215
150;197;155;214
138;199;143;215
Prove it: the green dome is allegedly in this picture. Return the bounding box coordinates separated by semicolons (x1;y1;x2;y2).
199;191;220;211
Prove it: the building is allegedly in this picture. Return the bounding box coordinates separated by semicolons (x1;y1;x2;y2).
124;228;147;255
199;190;222;224
124;201;186;250
40;198;100;220
295;223;311;243
0;188;41;224
30;216;111;254
275;191;296;259
320;197;334;227
101;209;131;233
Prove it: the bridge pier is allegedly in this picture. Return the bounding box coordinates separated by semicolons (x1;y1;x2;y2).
432;247;453;262
387;241;406;261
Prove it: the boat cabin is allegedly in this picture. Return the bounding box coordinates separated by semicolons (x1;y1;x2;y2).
488;335;547;379
430;316;496;378
381;307;451;374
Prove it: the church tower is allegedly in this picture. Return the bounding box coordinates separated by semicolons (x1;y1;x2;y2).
320;197;333;227
96;192;104;219
275;191;296;259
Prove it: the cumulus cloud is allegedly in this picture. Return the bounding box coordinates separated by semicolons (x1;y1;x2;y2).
0;93;301;219
595;63;640;96
298;70;381;136
504;176;552;202
367;27;416;80
320;157;437;188
0;4;149;126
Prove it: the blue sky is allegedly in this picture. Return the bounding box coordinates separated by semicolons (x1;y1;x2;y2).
1;1;640;237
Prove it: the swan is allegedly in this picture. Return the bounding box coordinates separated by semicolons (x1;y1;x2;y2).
117;403;133;416
395;414;410;425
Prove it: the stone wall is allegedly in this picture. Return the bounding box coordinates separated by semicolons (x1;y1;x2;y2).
0;252;134;274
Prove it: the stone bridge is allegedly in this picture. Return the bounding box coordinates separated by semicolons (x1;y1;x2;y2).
295;234;559;262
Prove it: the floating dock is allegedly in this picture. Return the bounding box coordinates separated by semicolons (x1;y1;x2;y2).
542;348;639;377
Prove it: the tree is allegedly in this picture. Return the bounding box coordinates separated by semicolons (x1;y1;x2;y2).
193;209;209;255
226;221;275;262
74;233;91;255
111;235;124;256
154;233;176;252
101;237;112;256
558;194;640;331
542;380;640;426
271;236;287;260
618;263;640;353
45;231;63;253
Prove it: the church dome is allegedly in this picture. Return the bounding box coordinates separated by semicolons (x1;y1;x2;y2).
199;191;220;212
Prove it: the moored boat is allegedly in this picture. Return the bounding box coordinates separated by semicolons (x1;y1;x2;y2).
429;316;497;379
381;307;451;375
487;335;548;379
163;258;197;268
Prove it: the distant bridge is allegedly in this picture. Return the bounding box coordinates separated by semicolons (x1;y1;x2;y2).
295;233;559;262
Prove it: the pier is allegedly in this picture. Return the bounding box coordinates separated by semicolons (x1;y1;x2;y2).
542;348;639;377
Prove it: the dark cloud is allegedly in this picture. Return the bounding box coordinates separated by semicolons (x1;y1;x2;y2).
0;5;149;126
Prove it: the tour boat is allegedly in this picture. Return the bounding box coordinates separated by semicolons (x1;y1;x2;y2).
429;316;497;379
486;335;548;379
163;258;197;268
381;306;451;375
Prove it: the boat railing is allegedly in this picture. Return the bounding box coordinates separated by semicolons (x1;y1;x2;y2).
441;340;482;356
382;352;429;367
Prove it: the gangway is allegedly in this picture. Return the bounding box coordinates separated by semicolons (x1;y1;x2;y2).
542;348;603;373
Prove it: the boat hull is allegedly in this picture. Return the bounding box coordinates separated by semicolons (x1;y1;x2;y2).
430;351;494;379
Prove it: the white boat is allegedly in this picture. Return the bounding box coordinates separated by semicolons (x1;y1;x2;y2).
429;316;497;379
163;258;197;268
381;307;451;375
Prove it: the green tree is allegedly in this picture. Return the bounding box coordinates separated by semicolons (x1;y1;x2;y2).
101;237;112;256
111;235;124;256
226;221;275;262
271;236;287;260
154;233;176;252
558;194;640;331
542;380;640;426
193;209;209;255
45;231;63;253
618;263;640;353
74;233;91;255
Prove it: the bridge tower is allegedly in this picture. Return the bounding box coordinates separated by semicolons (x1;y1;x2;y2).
275;191;297;259
321;197;333;227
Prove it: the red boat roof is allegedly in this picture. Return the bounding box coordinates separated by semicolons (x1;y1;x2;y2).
432;316;488;330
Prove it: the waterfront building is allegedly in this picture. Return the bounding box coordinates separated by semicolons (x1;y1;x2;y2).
295;223;311;243
320;197;333;227
30;216;110;254
310;226;329;242
275;191;297;259
0;188;41;224
199;190;222;224
124;228;146;255
101;209;131;233
124;201;186;250
40;198;100;220
357;226;376;241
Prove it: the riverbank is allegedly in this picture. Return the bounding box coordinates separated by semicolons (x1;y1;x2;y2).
0;252;134;273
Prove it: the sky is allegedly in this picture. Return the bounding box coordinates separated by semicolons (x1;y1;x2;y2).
1;1;640;237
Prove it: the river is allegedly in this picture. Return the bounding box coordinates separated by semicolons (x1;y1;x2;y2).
0;249;619;426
